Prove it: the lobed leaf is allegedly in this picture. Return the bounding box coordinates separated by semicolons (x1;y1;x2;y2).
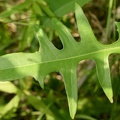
0;3;120;119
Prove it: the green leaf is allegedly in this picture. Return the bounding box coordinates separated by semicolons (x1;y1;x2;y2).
0;95;19;118
76;114;97;120
0;81;17;93
46;0;91;17
0;3;120;119
19;12;36;51
26;94;65;120
26;95;54;118
32;2;43;16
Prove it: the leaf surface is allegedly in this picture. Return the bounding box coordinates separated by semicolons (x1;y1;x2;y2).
46;0;91;17
0;4;120;119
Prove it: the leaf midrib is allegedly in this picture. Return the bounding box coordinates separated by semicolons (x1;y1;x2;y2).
1;46;120;71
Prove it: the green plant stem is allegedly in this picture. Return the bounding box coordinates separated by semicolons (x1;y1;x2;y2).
106;0;114;42
113;0;116;41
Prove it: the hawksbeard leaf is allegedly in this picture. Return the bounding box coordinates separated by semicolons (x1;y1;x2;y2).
0;3;120;119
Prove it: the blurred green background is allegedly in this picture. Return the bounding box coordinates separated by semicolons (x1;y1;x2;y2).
0;0;120;119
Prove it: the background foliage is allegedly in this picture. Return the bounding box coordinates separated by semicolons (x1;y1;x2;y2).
0;0;120;120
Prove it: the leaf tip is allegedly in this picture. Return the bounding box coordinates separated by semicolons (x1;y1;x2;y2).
111;99;113;103
38;81;44;89
68;98;77;119
110;97;113;103
75;3;81;10
104;89;113;104
34;77;44;89
75;2;79;6
70;112;76;119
